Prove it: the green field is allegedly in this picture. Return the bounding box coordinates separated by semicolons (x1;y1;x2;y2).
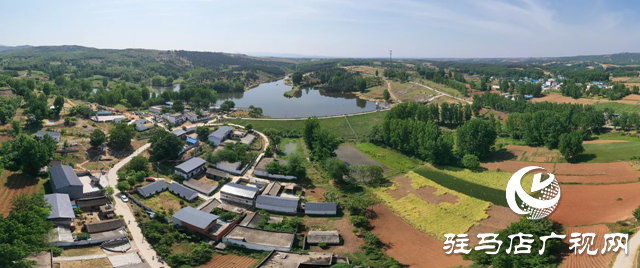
577;141;640;163
592;102;640;114
359;84;386;100
229;111;386;141
413;166;535;207
353;142;422;172
625;77;640;83
413;78;462;97
279;138;304;156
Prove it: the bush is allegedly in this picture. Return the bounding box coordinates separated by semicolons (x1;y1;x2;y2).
77;232;91;240
633;206;640;221
318;242;327;248
461;154;480;169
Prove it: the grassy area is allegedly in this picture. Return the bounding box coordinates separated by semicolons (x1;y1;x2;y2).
228;111;387;141
414;78;463;97
593;102;640;114
135;191;203;217
359;84;387;100
353;142;422;173
578;141;640;163
413;166;534;207
58;258;112;268
625;77;640;83
279;138;304;156
60;246;104;257
373;171;490;240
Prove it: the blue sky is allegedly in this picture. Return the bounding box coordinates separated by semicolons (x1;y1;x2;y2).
0;0;638;58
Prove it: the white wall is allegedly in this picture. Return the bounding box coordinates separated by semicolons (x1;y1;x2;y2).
255;203;297;214
222;238;291;252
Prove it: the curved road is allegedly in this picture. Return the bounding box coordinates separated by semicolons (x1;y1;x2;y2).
106;143;165;268
612;232;640;268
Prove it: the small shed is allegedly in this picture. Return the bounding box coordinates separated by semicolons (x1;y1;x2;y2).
137;180;168;198
85;218;125;234
307;230;340;245
305;202;337;216
206;168;229;180
255;195;299;214
169;183;199;201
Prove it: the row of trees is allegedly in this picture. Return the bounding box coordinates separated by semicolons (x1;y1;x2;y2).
561;81;633;100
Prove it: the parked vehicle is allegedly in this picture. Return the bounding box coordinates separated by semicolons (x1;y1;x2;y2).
120;195;129;202
145;177;156;182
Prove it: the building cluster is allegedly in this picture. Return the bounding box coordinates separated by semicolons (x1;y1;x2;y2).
148;102;213;126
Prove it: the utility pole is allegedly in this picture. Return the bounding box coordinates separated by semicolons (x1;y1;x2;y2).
389;50;392;64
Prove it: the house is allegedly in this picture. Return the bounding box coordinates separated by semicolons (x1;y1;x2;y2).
184;112;199;122
137;180;168;198
262;182;282;196
208;126;233;146
216;161;243;175
166;101;174;107
305;202;337;216
232;130;246;138
183;179;217;195
50;165;84;199
307;231;340;245
36;131;60;143
99;204;116;219
171;128;187;139
163;113;186;125
173;206;235;240
220;183;259;207
149;105;163;114
255;195;299;214
76;196;109;212
175;157;207;179
240;134;256;146
223;225;296;251
85;218;125;234
239;212;264;228
256;250;350;268
44;193;75;227
206;168;229;180
169;183;199;201
135;119;155;131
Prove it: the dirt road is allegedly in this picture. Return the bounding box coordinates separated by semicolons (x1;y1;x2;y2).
410;81;472;104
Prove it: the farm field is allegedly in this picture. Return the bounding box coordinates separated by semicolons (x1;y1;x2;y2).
550;182;640;225
559;224;615;268
625;77;640;83
373;172;490;240
335;144;385;169
228;110;386;141
198;254;258;268
578;140;640;163
370;203;471;268
358;84;386;100
413;166;535;206
592;101;640;114
0;170;46;216
353;142;422;172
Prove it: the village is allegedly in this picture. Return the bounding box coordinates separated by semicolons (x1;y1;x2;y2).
32;100;350;268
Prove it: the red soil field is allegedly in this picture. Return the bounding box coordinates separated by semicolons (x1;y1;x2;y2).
550;182;640;225
466;205;520;245
559;225;615;268
198;254;257;268
0;171;43;216
554;162;640;183
481;161;555;173
370;204;471;268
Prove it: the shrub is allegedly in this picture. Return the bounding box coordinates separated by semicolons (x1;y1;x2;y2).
461;154;480;169
633;206;640;221
77;232;91;240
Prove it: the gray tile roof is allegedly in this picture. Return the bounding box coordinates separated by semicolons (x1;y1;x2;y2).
171;128;187;136
169;182;199;200
239;212;264;228
183;179;217;195
305;202;337;213
220;183;259;199
256;195;299;209
76;196;108;210
206;168;229;178
36;131;60;139
50;165;82;189
262;182;282;196
44;193;75;219
216;161;241;173
173;206;219;229
175;157;206;173
307;231;340;244
85;218;125;233
208;125;233;139
137;180;167;197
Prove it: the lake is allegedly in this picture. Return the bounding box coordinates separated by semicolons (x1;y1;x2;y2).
215;79;382;118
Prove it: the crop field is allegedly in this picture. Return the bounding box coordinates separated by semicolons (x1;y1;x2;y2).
413;166;535;206
578;140;640;163
353;142;422;172
0;170;46;216
559;224;615;268
229;110;386;141
198;254;258;268
625;77;640;83
592;102;640;114
373;171;490;240
370;203;471;268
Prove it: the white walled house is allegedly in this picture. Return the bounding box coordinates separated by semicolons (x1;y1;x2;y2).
184;112;198;122
135;119;155;131
149;106;163;114
163;113;186;125
255;195;299;214
220;183;259;207
174;157;206;179
208;126;233;146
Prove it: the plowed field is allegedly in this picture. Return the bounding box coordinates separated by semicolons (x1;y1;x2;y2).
0;170;43;216
559;224;615;268
198;254;257;268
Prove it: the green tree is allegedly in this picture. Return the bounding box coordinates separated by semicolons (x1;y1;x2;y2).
633;205;640;221
108;123;136;149
141;87;150;101
248;105;263;118
323;157;350;183
375;70;379;77
172;100;184;113
20;134;56;176
303;116;320;150
221;100;235;111
456;119;497;158
42;83;51;96
128;156;148;174
165;76;174;85
11;120;20;136
292;72;303;85
383;89;391;102
90;129;107;148
55;76;66;86
149;129;186;160
633;85;640;95
195;126;210;141
245;123;253;132
558;131;584;163
264;146;274;157
102;77;108;87
461;154;480;169
117;181;131;192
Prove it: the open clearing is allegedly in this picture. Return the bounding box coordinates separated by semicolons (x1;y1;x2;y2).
353;142;422;172
305;216;364;254
559;224;615;268
370;203;471;268
55;258;112;268
335;144;385;169
583;140;630;144
578;141;640;163
198;254;257;268
550;182;640;225
391;81;437;102
0;170;45;216
229;110;386;141
135;191;203;217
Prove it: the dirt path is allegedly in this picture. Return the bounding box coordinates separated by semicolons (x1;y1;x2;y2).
410;82;472;104
343;116;358;139
386;80;401;103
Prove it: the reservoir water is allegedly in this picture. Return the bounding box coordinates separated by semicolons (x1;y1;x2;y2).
214;79;381;118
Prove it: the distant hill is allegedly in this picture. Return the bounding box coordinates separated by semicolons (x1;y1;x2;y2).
0;45;32;52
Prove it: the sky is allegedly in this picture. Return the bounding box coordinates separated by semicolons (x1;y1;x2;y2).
0;0;638;58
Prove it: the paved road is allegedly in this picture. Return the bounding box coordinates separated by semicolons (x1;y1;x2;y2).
612;232;639;268
107;143;166;268
410;81;472;104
